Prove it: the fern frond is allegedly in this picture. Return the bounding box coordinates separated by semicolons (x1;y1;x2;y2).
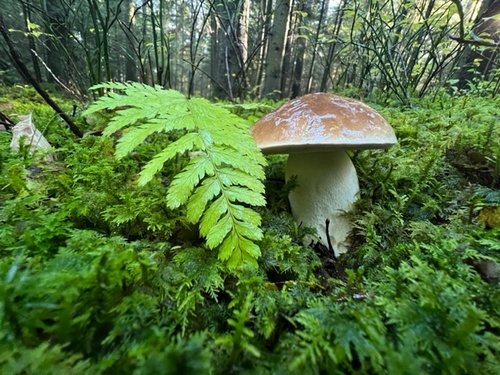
83;83;188;135
138;133;203;185
167;156;215;207
186;176;222;223
115;121;167;159
86;83;267;269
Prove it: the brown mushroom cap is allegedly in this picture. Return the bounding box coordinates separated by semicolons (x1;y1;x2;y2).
252;93;397;154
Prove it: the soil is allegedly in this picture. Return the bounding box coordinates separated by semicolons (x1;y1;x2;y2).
446;148;499;189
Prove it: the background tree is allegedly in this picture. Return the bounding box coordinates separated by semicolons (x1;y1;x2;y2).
453;0;500;90
120;0;138;82
22;1;42;83
0;0;497;101
44;0;70;83
261;0;292;99
290;0;311;98
320;0;346;92
210;0;249;100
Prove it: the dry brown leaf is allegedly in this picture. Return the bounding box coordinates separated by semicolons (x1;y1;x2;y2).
10;112;54;161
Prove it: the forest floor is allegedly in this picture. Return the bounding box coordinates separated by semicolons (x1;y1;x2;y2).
0;85;499;374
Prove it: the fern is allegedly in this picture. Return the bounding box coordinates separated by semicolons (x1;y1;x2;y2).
83;83;267;269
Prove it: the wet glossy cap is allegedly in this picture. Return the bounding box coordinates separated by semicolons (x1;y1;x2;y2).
251;93;397;154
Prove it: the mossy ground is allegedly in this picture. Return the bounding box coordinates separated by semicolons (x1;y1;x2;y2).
0;85;499;374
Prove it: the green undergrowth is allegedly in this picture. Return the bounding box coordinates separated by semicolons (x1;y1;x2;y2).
0;85;499;374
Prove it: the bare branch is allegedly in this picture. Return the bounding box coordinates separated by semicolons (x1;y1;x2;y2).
0;14;83;138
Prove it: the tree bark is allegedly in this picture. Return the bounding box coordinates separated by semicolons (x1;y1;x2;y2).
22;3;42;83
239;0;250;65
44;0;68;83
237;0;251;97
123;0;138;81
262;0;292;99
454;0;500;89
254;0;274;93
211;0;235;99
320;0;346;92
291;0;311;99
280;2;296;98
210;0;250;100
306;0;328;93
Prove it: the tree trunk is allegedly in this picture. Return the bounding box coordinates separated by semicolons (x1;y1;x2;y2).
262;0;292;99
454;0;500;90
211;0;237;100
239;0;250;66
280;2;296;98
306;0;328;93
237;0;251;98
188;0;211;96
291;0;311;98
22;3;42;83
254;0;274;94
210;0;249;100
44;0;68;83
320;0;346;92
123;0;137;81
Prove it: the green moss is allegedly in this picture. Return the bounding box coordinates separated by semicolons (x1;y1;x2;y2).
1;87;499;374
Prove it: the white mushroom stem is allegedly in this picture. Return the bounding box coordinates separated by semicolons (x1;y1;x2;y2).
285;150;359;256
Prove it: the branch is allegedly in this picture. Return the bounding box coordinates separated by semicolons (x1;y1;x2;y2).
0;111;15;130
449;0;499;49
0;13;83;137
450;35;500;49
30;49;85;102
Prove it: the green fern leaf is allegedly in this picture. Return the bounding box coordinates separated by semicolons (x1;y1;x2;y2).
217;168;266;192
86;83;267;269
115;121;167;159
205;214;233;248
225;186;265;206
199;196;228;233
138;133;203;186
167;157;215;208
220;231;261;268
107;107;156;135
186;177;222;223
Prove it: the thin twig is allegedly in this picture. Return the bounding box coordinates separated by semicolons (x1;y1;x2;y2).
0;111;15;130
0;14;83;138
325;218;337;261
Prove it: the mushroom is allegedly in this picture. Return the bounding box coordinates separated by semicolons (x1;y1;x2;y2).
252;93;396;256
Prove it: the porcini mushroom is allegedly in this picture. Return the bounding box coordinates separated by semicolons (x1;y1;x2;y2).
252;93;396;256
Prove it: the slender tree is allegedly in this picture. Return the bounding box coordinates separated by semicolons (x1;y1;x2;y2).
122;0;138;81
262;0;291;99
252;0;274;94
211;0;237;99
210;0;250;100
187;0;211;97
306;0;328;93
22;2;42;83
454;0;500;90
320;0;346;92
290;0;311;98
44;0;69;83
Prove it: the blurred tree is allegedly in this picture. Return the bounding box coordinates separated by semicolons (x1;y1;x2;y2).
210;0;250;100
262;0;291;99
290;0;311;98
0;0;497;100
453;0;500;90
44;0;69;83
